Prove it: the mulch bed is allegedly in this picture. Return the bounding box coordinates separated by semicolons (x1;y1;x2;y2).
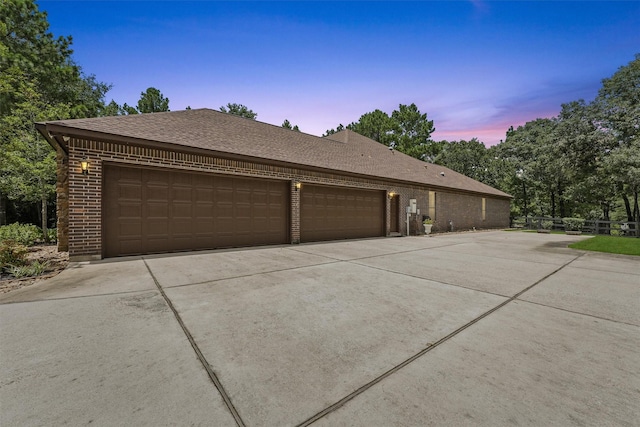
0;245;69;294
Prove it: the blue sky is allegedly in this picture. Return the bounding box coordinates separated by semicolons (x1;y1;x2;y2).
41;1;639;145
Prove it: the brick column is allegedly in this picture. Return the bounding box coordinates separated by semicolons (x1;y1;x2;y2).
56;149;69;252
291;180;301;243
68;144;102;260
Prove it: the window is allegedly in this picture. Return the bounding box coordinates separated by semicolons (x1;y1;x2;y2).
428;191;436;220
482;198;486;221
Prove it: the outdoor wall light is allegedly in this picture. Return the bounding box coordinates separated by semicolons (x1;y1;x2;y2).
388;191;396;199
80;158;89;175
295;182;302;191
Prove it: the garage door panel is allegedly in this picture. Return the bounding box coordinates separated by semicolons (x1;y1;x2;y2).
104;165;288;257
172;202;192;218
147;185;169;201
301;185;384;243
147;202;168;218
147;219;169;236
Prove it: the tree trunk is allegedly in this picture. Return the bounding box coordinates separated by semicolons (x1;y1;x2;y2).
634;190;639;223
622;194;633;222
550;191;556;218
41;194;49;243
0;192;6;226
602;202;610;221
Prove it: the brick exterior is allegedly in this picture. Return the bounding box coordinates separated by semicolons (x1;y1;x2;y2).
56;149;69;252
59;137;510;259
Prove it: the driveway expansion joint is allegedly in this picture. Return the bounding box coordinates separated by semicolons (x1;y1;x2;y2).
159;259;343;289
515;298;640;327
142;259;246;427
296;252;585;426
288;240;466;263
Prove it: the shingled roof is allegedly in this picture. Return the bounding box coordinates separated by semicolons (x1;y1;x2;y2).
37;108;510;198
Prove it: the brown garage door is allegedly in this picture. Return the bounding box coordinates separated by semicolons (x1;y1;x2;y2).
103;164;289;257
300;184;385;242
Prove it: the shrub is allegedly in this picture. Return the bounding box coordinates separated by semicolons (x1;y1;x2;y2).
0;240;29;269
0;223;43;246
562;217;585;231
541;220;554;230
47;228;58;243
8;260;50;278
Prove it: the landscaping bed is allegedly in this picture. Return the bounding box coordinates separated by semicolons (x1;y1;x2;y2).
0;244;68;294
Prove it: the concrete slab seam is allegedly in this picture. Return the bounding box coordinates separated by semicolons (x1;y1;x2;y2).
159;260;344;290
288;241;467;263
0;289;158;305
514;299;640;327
141;258;246;427
348;261;511;299
296;253;585;426
436;246;576;267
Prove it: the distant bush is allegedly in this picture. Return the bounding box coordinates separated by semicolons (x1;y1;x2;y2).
0;240;29;270
0;223;43;246
562;217;585;231
47;228;57;243
541;220;554;230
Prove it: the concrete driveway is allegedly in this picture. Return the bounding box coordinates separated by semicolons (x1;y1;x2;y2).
1;231;638;426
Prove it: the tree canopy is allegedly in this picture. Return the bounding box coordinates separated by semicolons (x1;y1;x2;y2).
220;103;257;119
282;119;300;132
325;103;436;161
137;87;169;113
0;0;110;229
434;54;640;222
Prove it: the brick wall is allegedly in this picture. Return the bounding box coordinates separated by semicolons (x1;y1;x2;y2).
60;137;510;259
56;149;69;252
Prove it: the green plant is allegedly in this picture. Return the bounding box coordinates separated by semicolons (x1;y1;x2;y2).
0;240;29;269
562;217;585;231
541;220;554;230
423;218;434;225
8;260;50;278
0;223;43;246
47;228;58;243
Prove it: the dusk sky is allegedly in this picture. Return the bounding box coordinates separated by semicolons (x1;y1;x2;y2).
41;1;639;146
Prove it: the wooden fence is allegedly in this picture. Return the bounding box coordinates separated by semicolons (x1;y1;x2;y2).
510;217;639;238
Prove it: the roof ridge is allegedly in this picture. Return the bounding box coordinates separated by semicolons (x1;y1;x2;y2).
38;109;511;198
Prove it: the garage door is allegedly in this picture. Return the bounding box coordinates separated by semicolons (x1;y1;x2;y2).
103;164;289;257
300;184;385;242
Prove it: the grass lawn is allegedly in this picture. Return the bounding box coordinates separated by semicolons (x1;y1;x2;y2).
569;235;640;256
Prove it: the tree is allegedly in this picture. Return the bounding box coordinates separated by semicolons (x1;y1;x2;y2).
595;54;640;222
496;118;570;217
220;103;257;119
434;139;489;182
328;104;437;160
390;103;436;160
347;109;397;146
0;0;110;227
556;100;615;219
0;68;70;239
282;119;300;131
0;0;110;118
323;124;344;136
137;87;169;113
100;100;123;117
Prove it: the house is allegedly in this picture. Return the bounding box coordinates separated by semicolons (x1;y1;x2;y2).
36;109;511;260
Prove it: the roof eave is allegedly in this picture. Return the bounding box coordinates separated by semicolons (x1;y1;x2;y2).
42;123;513;200
35;122;68;155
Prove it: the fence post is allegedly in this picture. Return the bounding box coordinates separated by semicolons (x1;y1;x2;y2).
595;220;600;235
